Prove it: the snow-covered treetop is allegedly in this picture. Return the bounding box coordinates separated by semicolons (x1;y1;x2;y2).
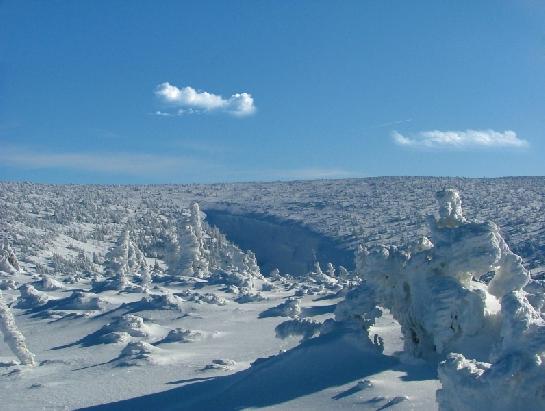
435;188;466;227
0;239;21;275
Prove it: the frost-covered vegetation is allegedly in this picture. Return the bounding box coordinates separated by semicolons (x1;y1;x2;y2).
0;178;544;410
336;188;545;411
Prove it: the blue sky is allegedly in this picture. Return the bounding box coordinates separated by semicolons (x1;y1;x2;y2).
1;1;544;183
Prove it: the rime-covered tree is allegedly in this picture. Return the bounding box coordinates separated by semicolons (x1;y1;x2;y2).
336;189;543;411
139;263;151;291
0;291;36;366
326;262;336;277
176;225;209;278
0;239;21;275
190;202;205;252
104;228;149;290
104;229;131;290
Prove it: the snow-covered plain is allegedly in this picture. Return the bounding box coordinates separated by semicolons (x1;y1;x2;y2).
1;177;544;410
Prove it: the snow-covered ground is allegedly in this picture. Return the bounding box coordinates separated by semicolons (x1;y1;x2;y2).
1;178;544;410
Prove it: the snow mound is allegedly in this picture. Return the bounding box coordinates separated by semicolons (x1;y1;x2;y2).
16;284;49;309
203;358;237;371
275;318;321;340
234;291;266;304
260;297;301;318
115;341;160;367
160;328;204;343
176;290;227;306
356;379;373;390
101;314;150;339
128;293;184;311
208;270;256;290
99;331;131;344
29;292;105;320
67;315;150;348
49;291;106;311
35;275;65;291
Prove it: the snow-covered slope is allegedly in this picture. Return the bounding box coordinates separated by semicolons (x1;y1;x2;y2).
0;178;544;410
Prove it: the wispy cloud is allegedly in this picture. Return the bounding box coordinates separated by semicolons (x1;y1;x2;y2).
392;129;529;149
0;146;206;176
369;119;412;129
154;82;256;117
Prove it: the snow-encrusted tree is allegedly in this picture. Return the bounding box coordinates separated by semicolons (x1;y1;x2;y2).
337;266;350;280
335;188;544;411
326;262;336;278
0;239;21;275
102;228;149;291
139;263;151;291
0;291;36;366
243;251;260;277
190;202;205;253
105;229;131;290
175;225;208;277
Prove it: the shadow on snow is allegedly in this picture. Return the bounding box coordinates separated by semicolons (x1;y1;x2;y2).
79;327;430;411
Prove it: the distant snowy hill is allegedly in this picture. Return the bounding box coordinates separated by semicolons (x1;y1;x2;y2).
2;177;544;272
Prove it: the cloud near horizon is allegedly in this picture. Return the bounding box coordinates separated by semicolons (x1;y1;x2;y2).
0;146;358;182
0;146;206;176
268;167;360;180
155;82;256;117
392;129;529;149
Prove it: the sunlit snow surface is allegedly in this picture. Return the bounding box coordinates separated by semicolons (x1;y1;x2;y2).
1;177;544;410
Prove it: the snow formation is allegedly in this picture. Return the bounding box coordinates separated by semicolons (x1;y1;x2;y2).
337;188;545;410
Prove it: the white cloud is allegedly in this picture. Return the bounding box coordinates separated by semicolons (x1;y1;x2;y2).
392;129;529;149
155;82;256;117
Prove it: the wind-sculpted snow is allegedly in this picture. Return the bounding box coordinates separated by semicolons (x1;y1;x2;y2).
336;188;544;410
